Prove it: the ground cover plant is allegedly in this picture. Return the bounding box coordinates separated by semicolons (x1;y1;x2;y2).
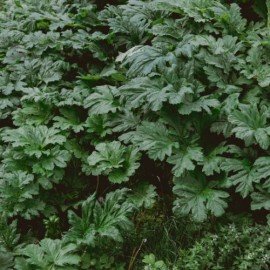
2;0;270;269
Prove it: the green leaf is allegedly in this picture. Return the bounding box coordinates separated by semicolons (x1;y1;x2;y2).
173;174;229;221
0;171;44;219
221;158;259;198
201;143;228;176
228;104;270;149
85;114;112;138
254;157;270;189
86;141;140;183
122;45;176;77
84;85;119;114
131;121;179;161
66;189;135;245
128;182;157;209
251;189;270;211
16;239;80;270
119;77;169;111
167;146;203;177
0;252;14;270
178;96;220;115
0;215;20;251
1;126;66;158
53;108;84;133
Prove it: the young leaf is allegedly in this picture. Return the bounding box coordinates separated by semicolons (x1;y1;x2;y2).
66;189;135;246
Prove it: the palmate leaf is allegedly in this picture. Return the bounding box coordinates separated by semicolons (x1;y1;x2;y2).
3;0;72;31
84;85;119;115
111;110;140;133
253;157;270;189
0;98;16;119
15;239;80;270
118;75;195;111
128;182;158;209
131;121;179;161
85;114;113;138
241;47;270;87
251;187;270;213
220;145;259;197
85;141;140;183
211;3;247;33
12;102;53;126
142;253;168;270
167;146;203;177
32;147;71;177
255;155;270;176
102;7;150;48
228;104;270;150
221;158;259;198
11;58;64;87
173;174;229;222
255;65;270;87
53;107;84;133
1;127;71;188
66;188;135;246
119;77;169;111
178;96;220;115
22;30;60;54
0;171;37;202
201;143;228;176
1;126;66;158
58;85;89;107
166;84;194;106
122;45;177;78
198;35;243;65
2;0;270;260
198;35;243;88
0;171;45;219
211;118;234;138
20;87;59;105
154;0;215;22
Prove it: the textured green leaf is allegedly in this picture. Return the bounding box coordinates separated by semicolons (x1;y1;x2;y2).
228;104;270;149
128;182;157;209
16;239;80;270
86;141;140;183
173;175;229;221
84;85;119;114
66;189;135;245
167;146;203;177
251;189;270;211
132;121;179;161
201;143;228;176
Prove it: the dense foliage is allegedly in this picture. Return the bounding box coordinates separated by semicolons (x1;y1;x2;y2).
140;215;270;269
2;0;270;268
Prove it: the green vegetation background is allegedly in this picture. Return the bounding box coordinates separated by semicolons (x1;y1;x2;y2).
1;0;270;269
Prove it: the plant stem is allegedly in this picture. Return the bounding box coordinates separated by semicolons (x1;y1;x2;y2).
128;238;147;270
267;0;270;28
